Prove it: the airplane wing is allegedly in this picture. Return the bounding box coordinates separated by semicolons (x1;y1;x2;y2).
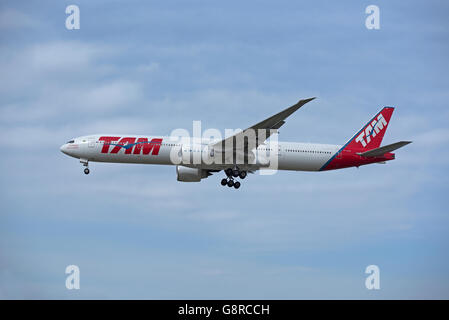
358;141;412;157
211;97;316;152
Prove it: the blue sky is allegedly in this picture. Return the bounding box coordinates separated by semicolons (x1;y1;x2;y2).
0;0;448;299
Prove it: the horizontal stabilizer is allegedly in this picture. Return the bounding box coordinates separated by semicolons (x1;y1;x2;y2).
358;141;412;157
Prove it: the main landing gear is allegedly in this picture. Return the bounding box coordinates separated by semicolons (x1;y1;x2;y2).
80;159;90;175
221;167;246;189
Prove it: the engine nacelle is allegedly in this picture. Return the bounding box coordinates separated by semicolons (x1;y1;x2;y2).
176;165;209;182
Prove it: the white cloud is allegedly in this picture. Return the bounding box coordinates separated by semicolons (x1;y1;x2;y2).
81;80;144;111
29;42;102;71
136;62;160;73
412;128;449;147
0;9;37;29
0;41;112;96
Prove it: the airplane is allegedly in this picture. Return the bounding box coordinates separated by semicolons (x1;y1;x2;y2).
60;97;411;189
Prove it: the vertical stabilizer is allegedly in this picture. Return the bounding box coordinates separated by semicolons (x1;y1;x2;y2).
344;107;394;151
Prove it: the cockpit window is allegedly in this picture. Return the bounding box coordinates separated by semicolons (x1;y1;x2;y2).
67;140;75;144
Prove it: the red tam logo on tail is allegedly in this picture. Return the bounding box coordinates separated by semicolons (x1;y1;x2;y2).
355;113;388;147
345;107;394;151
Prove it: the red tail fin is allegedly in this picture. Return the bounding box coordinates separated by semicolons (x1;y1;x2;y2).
344;107;394;151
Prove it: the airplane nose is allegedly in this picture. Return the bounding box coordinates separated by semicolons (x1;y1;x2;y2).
60;144;68;155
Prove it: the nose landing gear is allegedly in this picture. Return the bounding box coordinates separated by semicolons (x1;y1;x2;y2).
80;159;90;175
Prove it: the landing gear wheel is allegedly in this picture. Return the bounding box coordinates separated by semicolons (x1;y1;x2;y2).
84;168;90;175
225;168;233;177
227;180;234;187
239;171;247;179
221;178;228;186
234;181;241;189
232;169;239;177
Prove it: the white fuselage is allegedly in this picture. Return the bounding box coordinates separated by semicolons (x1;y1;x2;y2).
60;134;342;172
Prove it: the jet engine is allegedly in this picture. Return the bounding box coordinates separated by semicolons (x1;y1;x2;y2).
176;165;210;182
